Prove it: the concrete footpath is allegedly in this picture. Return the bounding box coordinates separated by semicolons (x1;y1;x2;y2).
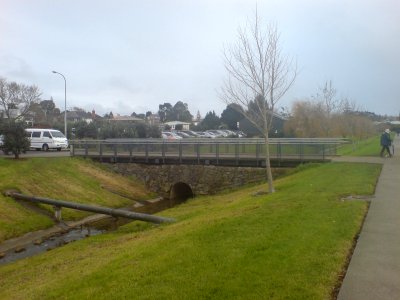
337;135;400;299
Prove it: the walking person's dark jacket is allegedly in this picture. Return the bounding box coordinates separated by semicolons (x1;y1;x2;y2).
380;130;392;157
381;132;392;147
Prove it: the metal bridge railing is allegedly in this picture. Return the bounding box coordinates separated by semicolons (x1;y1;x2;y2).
69;138;348;165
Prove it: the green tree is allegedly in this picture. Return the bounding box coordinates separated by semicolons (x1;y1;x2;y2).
0;77;41;158
158;101;193;122
131;112;146;119
97;121;160;139
73;121;98;139
40;99;56;119
199;111;221;130
0;122;30;158
171;101;193;122
221;104;243;130
158;103;173;122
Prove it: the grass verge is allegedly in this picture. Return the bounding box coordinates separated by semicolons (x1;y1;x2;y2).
0;162;381;299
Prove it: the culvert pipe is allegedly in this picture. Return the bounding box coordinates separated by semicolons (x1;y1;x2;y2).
4;191;175;224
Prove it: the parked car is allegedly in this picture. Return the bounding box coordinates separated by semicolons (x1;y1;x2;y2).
25;128;68;151
162;132;182;140
0;135;5;154
206;130;225;138
174;131;191;138
196;131;214;138
180;130;200;138
236;131;247;138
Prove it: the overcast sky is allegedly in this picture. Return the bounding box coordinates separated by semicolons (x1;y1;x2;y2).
1;0;399;117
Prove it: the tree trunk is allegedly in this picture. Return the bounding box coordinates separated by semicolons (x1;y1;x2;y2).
264;135;275;193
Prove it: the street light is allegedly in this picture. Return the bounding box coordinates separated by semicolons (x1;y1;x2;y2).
52;70;67;137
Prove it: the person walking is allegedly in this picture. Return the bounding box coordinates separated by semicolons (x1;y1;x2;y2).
380;129;392;157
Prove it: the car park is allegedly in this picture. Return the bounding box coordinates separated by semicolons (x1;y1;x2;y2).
162;132;182;139
180;130;200;137
174;131;191;138
161;130;246;139
206;130;225;138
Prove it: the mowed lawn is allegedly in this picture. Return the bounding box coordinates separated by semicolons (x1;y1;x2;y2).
0;162;381;299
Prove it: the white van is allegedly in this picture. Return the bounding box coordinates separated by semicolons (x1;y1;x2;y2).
26;129;68;151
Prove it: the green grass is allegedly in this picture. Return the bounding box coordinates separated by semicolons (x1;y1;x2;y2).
0;162;381;299
0;157;154;242
337;133;395;156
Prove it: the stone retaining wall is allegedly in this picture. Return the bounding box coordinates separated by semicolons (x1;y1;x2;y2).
107;163;271;198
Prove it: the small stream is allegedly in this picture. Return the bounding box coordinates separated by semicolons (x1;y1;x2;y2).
0;227;104;265
0;197;182;266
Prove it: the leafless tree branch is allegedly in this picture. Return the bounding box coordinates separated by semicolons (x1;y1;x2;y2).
0;77;41;122
219;10;297;193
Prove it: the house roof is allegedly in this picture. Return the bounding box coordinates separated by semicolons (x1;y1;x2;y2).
111;115;144;122
164;121;191;125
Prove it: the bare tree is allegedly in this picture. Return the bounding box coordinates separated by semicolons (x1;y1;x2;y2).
219;12;297;193
0;77;41;122
320;80;338;116
311;80;342;136
284;100;326;138
284;95;374;140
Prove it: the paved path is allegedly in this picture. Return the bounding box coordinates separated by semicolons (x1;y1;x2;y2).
337;136;400;299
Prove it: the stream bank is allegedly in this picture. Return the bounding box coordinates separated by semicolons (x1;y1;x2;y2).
0;196;175;265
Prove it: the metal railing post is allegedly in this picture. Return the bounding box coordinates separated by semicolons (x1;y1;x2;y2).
256;142;260;166
235;143;239;166
216;142;219;165
179;141;182;164
300;144;304;162
99;143;103;161
162;141;165;163
197;142;200;164
145;143;149;163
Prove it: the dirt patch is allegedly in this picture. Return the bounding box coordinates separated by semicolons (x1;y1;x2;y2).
341;195;375;201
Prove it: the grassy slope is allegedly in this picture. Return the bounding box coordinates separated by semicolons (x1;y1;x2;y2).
0;157;154;242
0;162;381;299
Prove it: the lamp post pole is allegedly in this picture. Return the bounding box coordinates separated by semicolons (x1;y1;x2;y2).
52;71;67;137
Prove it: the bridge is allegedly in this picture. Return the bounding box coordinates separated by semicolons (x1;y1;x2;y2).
70;138;347;167
69;138;347;199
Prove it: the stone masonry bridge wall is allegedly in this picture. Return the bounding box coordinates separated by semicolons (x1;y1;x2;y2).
107;163;270;199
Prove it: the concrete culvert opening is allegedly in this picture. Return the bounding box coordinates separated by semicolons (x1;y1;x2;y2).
170;182;194;205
